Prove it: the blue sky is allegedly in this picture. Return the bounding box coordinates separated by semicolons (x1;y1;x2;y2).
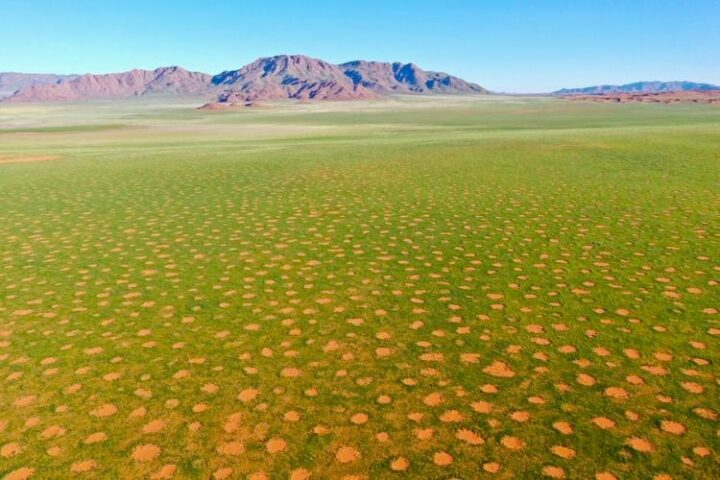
1;0;718;92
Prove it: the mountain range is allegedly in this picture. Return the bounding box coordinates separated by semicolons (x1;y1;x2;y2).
0;55;488;106
554;81;720;96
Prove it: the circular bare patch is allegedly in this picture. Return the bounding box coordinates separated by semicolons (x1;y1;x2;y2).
501;436;525;450
456;428;484;445
290;469;311;480
543;466;566;478
592;417;615;430
151;464;177;479
266;438;287;454
70;460;96;473
553;421;573;435
423;392;443;406
350;413;368;425
336;446;360;463
4;467;35;480
218;442;244;456
551;445;576;459
84;432;107;444
131;443;161;462
626;437;653;453
213;468;234;479
660;420;686;435
433;451;453;466
143;420;166;434
604;387;629;400
390;457;409;471
90;404;117;417
1;442;22;458
596;473;618;480
484;361;516;378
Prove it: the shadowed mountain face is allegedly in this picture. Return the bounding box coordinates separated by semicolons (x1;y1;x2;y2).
5;67;212;102
0;73;78;97
3;55;488;104
341;60;488;94
555;81;720;95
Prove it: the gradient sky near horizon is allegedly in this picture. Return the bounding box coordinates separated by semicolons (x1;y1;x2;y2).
1;0;718;92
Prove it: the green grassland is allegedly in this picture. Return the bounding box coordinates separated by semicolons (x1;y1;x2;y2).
0;96;719;479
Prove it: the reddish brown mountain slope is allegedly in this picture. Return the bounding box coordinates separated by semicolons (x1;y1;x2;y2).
341;60;487;94
5;67;211;102
209;55;378;105
4;55;488;104
0;73;77;97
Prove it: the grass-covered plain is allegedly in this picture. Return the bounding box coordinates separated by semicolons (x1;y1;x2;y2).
0;96;719;479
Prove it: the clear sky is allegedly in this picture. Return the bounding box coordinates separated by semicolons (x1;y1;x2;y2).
1;0;718;92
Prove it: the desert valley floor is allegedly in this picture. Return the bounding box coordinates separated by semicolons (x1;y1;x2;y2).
0;96;719;479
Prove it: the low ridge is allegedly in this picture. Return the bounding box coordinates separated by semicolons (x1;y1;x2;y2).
555;81;720;96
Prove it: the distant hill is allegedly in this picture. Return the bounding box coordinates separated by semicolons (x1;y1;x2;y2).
3;55;488;105
555;81;720;96
341;60;488;94
0;72;77;97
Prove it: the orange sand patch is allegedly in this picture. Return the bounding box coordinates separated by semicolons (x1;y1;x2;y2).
213;468;234;479
336;446;361;463
0;155;60;165
423;392;444;406
484;361;516;378
433;451;454;466
13;395;36;408
660;420;686;435
350;413;369;425
596;473;618;480
604;387;629;400
237;388;259;402
84;432;107;444
151;464;177;479
132;443;161;462
501;436;525;450
90;404;117;417
70;460;96;473
290;469;311;480
439;410;464;423
551;445;576;459
472;401;494;413
456;428;484;445
390;457;409;472
4;467;35;480
143;420;166;434
1;442;23;458
592;417;616;430
626;437;653;453
543;466;566;478
551;422;572;435
266;438;287;453
218;442;245;456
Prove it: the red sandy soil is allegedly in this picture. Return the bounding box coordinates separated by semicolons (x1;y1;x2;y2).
562;90;720;104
